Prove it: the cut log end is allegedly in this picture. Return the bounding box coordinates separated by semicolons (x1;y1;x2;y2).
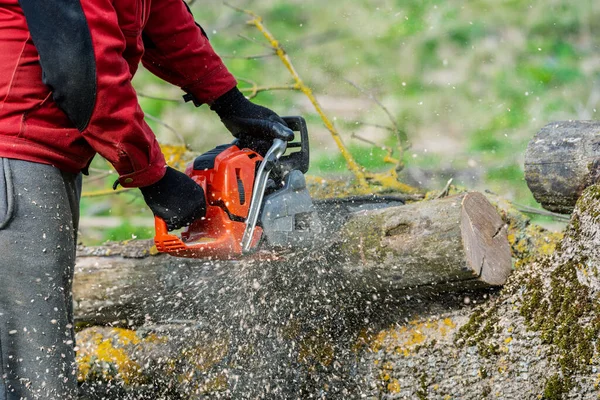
460;192;512;286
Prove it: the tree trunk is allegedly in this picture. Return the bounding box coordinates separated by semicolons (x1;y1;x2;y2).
73;192;511;326
524;120;600;214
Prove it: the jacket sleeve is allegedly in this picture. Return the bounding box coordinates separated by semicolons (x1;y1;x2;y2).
18;0;166;188
141;0;237;105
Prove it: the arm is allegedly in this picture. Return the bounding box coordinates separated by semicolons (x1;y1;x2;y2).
140;0;293;149
18;0;166;188
141;0;237;105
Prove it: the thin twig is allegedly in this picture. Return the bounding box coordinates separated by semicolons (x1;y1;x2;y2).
236;33;275;50
144;113;186;145
345;79;410;151
137;92;182;103
350;132;379;147
221;52;276;60
225;2;419;193
513;203;570;222
87;167;114;174
81;187;134;198
350;133;396;163
85;171;114;184
237;78;300;99
352;121;396;132
434;178;454;199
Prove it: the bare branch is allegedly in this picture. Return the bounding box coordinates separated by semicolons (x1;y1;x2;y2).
87;167;115;174
513;203;570;222
226;3;370;189
137;92;182;103
237;78;300;99
352;121;396;132
144;113;186;145
223;1;246;14
223;2;418;193
85;171;115;184
81;187;134;198
345;79;410;148
236;34;274;50
221;53;277;60
434;178;454;199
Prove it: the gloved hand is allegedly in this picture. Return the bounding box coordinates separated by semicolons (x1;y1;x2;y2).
211;87;294;154
140;167;206;231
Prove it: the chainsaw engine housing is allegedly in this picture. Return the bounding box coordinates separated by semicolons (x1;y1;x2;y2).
154;116;321;259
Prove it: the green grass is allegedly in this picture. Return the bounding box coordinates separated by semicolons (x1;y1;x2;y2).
310;145;393;174
103;221;154;242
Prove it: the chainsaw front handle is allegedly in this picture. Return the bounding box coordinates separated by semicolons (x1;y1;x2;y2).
241;138;287;252
280;116;310;173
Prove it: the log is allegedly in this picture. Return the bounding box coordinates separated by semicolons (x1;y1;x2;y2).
525;120;600;213
337;192;511;287
73;192;511;326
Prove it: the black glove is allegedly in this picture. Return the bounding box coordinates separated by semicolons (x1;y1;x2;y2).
140;167;206;231
211;87;294;154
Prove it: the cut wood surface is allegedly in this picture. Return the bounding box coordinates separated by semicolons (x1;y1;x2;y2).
525;120;600;213
73;192;511;326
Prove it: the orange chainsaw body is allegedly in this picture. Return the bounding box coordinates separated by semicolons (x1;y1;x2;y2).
154;145;263;259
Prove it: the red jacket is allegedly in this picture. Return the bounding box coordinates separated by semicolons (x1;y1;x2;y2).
0;0;236;187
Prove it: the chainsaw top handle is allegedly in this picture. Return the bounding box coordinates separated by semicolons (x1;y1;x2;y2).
280;116;309;174
240;137;288;252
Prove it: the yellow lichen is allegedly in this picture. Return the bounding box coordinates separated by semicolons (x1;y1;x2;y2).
160;144;193;171
443;318;456;329
181;337;229;373
149;245;160;256
360;317;460;362
298;330;335;368
387;379;401;393
201;373;228;393
76;328;144;385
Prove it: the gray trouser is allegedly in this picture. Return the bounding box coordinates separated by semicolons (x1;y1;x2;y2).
0;158;81;400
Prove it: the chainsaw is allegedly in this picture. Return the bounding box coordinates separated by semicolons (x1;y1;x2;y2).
154;116;321;259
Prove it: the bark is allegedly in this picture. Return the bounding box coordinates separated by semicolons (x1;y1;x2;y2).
73;192;511;326
524;120;600;214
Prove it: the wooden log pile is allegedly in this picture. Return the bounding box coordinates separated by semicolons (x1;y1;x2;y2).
74;192;513;398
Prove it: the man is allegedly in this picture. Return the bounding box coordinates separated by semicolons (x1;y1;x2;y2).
0;0;293;398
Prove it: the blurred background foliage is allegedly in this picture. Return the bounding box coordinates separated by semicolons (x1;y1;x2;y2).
80;0;600;244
